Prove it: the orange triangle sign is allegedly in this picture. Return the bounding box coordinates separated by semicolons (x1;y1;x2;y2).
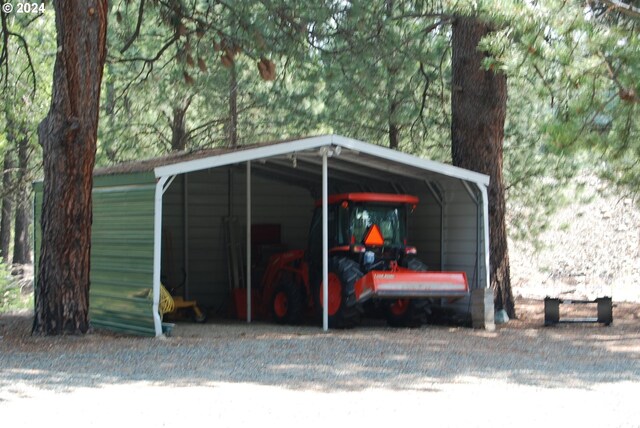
364;224;385;246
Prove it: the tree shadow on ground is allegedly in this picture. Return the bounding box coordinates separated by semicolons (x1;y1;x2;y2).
1;301;639;398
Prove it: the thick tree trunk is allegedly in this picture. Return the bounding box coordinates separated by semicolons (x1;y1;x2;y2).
1;150;14;263
385;0;399;150
13;135;31;264
451;16;515;318
33;0;108;335
228;64;238;148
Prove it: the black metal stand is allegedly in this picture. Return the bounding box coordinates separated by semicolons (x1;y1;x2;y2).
544;296;612;326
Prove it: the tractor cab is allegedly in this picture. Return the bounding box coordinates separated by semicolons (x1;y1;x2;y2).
307;193;419;274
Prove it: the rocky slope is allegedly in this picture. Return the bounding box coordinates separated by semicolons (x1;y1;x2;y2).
509;174;640;302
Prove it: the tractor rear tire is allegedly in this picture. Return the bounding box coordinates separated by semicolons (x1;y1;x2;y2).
316;257;363;329
271;282;304;325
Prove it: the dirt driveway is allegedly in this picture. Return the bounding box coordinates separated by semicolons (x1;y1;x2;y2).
1;299;639;427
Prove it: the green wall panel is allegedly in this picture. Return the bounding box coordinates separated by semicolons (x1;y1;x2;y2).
33;173;158;336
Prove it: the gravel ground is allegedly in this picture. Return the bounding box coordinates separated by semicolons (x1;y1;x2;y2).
1;300;639;427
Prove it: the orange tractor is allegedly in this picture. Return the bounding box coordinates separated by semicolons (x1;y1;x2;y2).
258;193;469;328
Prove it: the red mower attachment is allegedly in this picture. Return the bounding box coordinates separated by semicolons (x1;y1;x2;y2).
355;270;469;301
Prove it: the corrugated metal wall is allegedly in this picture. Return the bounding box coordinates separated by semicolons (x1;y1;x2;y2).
443;181;476;274
405;183;442;270
441;178;486;313
161;174;185;292
405;177;485;293
90;173;157;335
161;166;314;311
33;172;158;336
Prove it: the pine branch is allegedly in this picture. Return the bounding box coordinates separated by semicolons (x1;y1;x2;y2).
599;0;640;19
120;0;146;53
600;52;638;103
0;12;36;95
110;34;179;64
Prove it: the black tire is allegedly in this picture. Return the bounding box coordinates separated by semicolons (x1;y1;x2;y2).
315;257;363;329
386;256;431;328
404;256;428;272
386;298;430;328
271;282;305;325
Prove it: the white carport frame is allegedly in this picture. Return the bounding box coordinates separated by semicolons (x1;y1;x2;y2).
151;135;490;336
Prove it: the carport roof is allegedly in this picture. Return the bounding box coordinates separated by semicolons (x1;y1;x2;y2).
94;134;489;187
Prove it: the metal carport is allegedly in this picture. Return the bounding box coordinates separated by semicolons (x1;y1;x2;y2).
34;134;491;336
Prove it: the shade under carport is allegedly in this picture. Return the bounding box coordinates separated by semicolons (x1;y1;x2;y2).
149;134;490;336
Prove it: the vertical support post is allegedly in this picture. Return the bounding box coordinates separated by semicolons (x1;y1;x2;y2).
246;161;252;323
153;175;170;337
183;174;189;299
462;181;481;289
476;192;481;290
440;200;445;271
322;149;329;331
479;184;491;290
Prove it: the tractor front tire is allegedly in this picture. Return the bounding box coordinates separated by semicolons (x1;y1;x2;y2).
316;257;363;329
388;257;432;328
271;282;304;325
386;299;430;328
404;257;428;272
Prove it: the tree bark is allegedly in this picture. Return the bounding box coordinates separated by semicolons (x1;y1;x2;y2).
170;98;192;152
451;16;515;318
389;121;399;150
228;64;238;148
1;150;13;263
33;0;108;335
13;134;31;264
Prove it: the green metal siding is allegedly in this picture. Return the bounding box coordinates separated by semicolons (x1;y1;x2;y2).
33;172;158;336
91;172;156;335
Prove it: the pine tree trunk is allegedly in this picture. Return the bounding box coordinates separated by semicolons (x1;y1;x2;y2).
451;16;516;318
33;0;108;335
388;122;399;150
13;135;31;264
171;106;187;151
1;150;14;263
170;98;192;152
228;64;238;148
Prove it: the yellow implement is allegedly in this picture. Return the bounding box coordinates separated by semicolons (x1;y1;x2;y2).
159;284;207;323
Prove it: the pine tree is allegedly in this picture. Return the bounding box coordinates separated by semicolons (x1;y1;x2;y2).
33;1;108;335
